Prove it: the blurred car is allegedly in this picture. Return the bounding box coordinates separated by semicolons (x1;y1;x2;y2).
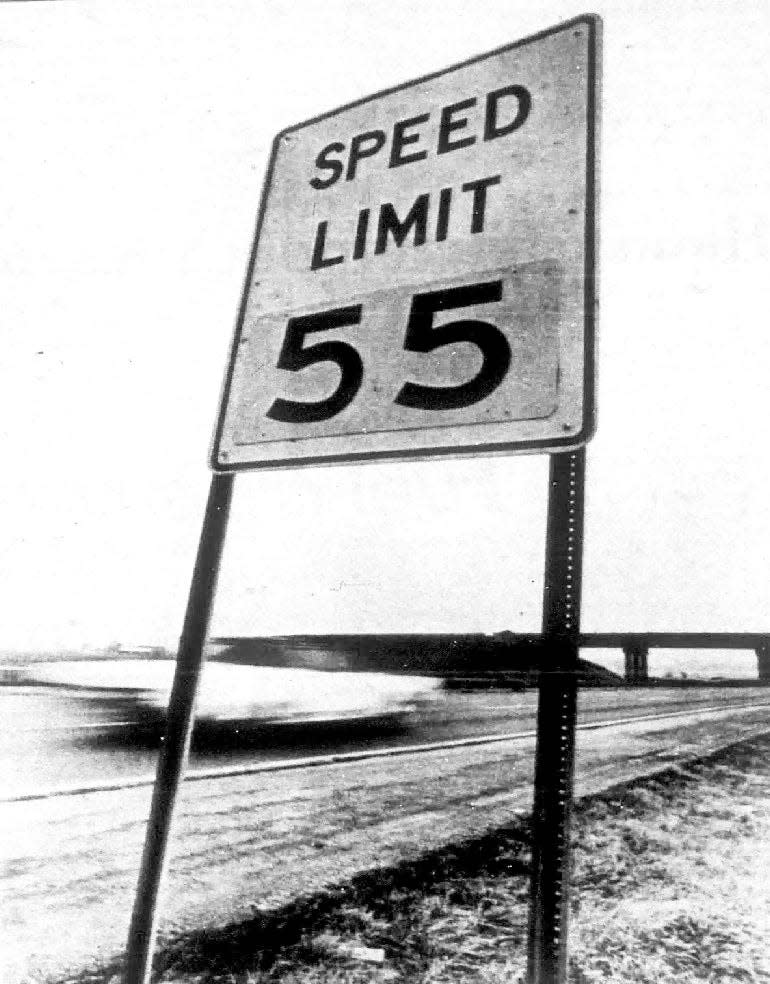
20;659;444;728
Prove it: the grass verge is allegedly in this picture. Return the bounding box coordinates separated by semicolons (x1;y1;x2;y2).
72;735;770;984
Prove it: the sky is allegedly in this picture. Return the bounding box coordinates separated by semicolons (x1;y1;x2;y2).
1;0;769;667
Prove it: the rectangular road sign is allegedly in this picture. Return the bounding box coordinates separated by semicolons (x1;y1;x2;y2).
212;15;600;470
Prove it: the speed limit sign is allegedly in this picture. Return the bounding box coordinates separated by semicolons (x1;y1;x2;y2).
212;16;599;469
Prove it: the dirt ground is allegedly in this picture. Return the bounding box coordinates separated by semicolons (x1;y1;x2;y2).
93;733;770;984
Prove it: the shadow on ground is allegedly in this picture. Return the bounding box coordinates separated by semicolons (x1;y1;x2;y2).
70;820;533;983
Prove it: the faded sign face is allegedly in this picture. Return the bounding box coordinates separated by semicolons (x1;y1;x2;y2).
213;16;599;469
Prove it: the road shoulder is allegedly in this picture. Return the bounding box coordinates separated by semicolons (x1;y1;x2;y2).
46;727;770;984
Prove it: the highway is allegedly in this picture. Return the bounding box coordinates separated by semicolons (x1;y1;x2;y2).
1;684;769;982
2;682;766;799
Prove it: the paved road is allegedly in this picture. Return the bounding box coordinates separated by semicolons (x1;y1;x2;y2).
1;687;769;983
1;684;766;798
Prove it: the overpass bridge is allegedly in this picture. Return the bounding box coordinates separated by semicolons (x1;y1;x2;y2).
577;633;770;682
211;632;770;683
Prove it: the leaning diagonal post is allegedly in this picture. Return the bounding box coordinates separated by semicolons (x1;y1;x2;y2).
124;471;235;984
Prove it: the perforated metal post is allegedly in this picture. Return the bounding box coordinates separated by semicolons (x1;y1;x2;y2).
124;471;235;984
527;449;586;984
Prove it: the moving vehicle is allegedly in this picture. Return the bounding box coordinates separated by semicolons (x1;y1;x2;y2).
18;658;444;729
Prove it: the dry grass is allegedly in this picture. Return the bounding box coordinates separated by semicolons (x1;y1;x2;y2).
67;737;770;984
568;754;770;983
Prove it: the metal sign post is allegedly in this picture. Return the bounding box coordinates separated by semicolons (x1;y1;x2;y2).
527;448;586;984
124;471;234;984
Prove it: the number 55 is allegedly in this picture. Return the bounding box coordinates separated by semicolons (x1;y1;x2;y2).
266;278;511;423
